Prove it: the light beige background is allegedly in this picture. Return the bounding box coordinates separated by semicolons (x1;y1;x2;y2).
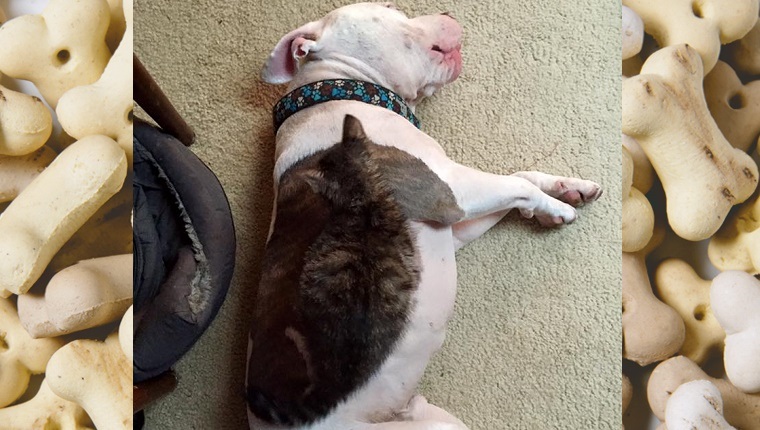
135;0;622;428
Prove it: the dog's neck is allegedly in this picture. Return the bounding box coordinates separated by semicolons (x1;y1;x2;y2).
288;58;419;108
273;79;421;133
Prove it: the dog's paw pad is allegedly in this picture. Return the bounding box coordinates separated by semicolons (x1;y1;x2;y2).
582;184;603;202
555;180;603;206
536;204;577;227
558;189;583;206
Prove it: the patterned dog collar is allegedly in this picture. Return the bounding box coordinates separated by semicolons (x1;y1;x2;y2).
272;79;421;132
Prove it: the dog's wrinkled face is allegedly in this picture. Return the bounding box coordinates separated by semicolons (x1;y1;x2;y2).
262;2;463;105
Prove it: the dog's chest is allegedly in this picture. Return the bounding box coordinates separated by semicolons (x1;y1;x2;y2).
408;221;458;331
338;222;458;424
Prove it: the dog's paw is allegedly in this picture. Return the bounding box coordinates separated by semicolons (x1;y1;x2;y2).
522;200;577;227
553;179;603;207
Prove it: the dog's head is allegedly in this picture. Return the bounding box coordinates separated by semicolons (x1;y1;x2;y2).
261;2;463;106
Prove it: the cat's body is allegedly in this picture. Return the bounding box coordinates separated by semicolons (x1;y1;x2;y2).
247;116;462;427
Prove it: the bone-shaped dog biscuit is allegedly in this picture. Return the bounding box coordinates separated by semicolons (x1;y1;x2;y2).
57;0;133;163
623;373;632;428
623;133;654;194
46;332;132;430
18;254;133;338
0;135;127;298
46;185;133;275
623;252;685;366
623;6;644;60
622;44;759;241
623;146;654;252
654;259;724;364
724;16;760;76
711;271;760;394
120;305;132;362
704;61;760;153
0;298;63;408
622;0;759;75
664;380;735;430
0;379;93;430
0;0;111;108
648;356;760;429
0;84;53;156
709;192;760;275
0;146;56;203
105;0;126;52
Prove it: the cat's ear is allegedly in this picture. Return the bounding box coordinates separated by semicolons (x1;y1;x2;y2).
301;169;325;194
342;115;367;141
301;169;342;203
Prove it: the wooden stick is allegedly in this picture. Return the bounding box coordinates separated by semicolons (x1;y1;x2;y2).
133;54;195;146
133;370;178;412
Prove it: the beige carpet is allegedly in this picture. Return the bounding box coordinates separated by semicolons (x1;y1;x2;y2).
135;0;621;428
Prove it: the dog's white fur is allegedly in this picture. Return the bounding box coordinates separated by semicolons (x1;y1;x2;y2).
249;3;602;429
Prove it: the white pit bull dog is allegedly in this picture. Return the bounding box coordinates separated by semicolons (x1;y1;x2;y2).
246;3;602;429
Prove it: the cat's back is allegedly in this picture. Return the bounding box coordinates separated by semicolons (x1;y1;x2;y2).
246;118;422;426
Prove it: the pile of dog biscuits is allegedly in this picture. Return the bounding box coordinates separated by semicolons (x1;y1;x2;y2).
622;0;760;428
0;0;133;428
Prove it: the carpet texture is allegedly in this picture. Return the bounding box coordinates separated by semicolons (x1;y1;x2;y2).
135;0;622;428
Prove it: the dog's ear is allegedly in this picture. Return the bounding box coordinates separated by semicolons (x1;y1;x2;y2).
261;21;322;84
342;115;367;141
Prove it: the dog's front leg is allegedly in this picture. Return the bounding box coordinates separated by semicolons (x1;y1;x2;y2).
452;211;509;250
442;165;603;249
442;163;577;224
510;171;602;206
438;163;582;249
